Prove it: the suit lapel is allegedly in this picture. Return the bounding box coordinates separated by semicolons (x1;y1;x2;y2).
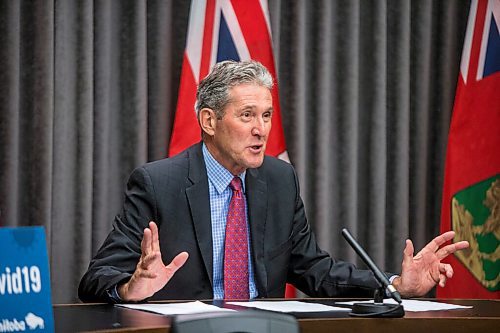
185;144;214;287
246;167;268;296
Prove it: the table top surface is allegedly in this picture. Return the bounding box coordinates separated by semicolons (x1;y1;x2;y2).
53;298;500;333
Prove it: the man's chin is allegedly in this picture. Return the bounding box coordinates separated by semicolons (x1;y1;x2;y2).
244;156;265;169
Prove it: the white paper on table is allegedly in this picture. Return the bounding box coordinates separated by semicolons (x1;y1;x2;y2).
116;301;235;315
336;299;472;312
228;300;351;313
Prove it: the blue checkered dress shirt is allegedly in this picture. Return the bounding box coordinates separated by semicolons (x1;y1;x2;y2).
202;144;258;299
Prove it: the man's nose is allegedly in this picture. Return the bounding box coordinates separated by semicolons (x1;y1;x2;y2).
251;117;266;136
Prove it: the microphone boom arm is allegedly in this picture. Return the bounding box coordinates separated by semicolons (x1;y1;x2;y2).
341;228;405;318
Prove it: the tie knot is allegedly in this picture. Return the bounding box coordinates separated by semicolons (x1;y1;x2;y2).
229;177;242;192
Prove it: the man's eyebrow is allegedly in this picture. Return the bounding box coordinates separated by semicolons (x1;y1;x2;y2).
237;104;273;113
239;104;257;111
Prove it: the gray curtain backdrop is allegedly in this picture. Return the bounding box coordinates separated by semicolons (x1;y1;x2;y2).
0;0;469;303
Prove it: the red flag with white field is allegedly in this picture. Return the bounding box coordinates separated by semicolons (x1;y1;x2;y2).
169;0;288;161
438;0;500;299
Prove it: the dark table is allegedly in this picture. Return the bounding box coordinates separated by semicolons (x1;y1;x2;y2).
54;299;500;333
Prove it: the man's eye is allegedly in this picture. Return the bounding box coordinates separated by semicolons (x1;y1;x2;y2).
242;112;251;118
263;112;272;121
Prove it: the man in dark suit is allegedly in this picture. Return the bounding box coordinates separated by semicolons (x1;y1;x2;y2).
79;60;468;303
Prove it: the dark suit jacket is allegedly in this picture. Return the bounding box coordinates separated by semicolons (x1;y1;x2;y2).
78;143;380;302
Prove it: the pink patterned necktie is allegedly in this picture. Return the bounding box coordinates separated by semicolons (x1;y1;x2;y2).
223;177;249;299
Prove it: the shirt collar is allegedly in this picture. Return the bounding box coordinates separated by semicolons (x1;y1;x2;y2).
202;143;246;195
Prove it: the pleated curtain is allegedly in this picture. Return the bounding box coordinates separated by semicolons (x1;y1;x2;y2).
0;0;469;303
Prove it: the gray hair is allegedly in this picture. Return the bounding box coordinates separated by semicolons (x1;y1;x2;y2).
195;60;273;119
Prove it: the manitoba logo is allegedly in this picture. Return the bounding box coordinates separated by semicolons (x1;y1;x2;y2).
451;174;499;291
0;313;44;332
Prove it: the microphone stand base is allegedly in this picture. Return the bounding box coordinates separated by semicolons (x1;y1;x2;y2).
349;303;405;318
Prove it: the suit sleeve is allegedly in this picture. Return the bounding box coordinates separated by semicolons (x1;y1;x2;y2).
78;166;157;303
286;167;384;298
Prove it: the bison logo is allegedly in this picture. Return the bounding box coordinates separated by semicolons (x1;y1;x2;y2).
25;312;44;330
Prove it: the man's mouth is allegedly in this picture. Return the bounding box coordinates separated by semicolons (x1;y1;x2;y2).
249;144;263;153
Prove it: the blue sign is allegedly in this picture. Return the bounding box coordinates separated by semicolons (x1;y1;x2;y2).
0;227;54;332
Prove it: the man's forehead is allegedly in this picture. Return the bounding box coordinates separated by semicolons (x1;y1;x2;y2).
227;84;272;102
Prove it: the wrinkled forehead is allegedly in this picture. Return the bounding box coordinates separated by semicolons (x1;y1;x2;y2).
224;87;273;114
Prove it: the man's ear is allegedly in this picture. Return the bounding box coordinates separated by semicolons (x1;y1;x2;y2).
199;108;217;136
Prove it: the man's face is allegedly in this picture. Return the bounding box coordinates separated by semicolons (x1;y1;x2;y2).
207;83;273;175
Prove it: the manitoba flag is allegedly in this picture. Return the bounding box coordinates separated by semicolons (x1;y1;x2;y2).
169;0;294;297
439;0;500;298
169;0;288;161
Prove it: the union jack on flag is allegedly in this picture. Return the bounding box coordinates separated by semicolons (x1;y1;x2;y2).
460;0;500;82
169;0;288;161
439;0;500;299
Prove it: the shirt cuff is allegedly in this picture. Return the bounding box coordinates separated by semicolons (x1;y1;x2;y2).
385;275;400;298
106;285;123;303
388;275;399;284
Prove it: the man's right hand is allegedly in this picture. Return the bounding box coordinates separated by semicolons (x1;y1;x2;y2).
118;221;189;302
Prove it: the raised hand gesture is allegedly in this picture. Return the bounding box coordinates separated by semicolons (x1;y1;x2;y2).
118;221;189;301
393;231;469;297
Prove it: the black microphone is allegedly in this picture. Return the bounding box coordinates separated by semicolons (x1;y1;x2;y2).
341;228;402;304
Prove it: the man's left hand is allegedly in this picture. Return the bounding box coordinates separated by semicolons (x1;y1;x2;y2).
392;231;469;298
